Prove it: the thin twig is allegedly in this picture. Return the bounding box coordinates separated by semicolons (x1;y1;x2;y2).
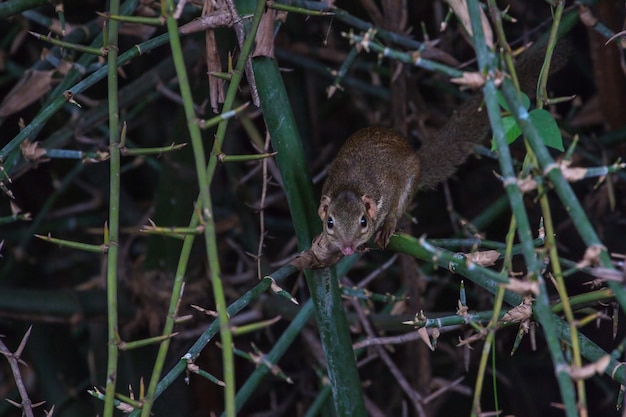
257;132;271;279
0;327;36;417
350;299;426;417
356;253;398;288
223;0;260;106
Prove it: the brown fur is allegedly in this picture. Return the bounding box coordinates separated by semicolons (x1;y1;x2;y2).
318;127;420;255
318;41;569;255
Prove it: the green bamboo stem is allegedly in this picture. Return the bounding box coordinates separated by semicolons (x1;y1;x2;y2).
140;211;200;417
267;2;334;16
118;334;177;350
230;300;315;413
140;2;266;415
392;235;519;305
556;316;626;385
471;286;506;416
232;345;291;380
274;48;390;100
28;31;108;56
141;224;203;236
0;0;49;20
99;12;165;25
198;101;250;129
113;393;142;409
471;212;515;415
0;0;140;171
41;148;106;160
103;0;122;414
303;383;332;417
189;367;224;386
0;213;31;224
537;1;588;399
288;1;423;50
159;1;236;416
34;234;107;252
535;0;565;105
252;55;367;415
1;54;199;276
552;289;614;313
424;236;544;251
486;0;519;89
31;43;200;163
500;81;626;312
120;143;187;156
1;2;140;171
21;9;55;30
467;2;578;415
329;46;359;96
343;32;464;78
217;152;277;162
341;286;405;304
227;257;359;415
0;163;84;282
88;388;132;412
251;57;319;243
208;0;267;185
127;277;274;417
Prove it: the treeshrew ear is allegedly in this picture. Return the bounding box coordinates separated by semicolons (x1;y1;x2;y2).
362;195;378;219
318;195;331;220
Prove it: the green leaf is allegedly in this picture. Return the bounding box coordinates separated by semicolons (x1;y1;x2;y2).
491;115;522;151
498;91;530;112
491;108;563;152
529;108;564;151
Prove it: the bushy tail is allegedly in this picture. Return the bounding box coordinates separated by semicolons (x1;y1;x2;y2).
417;91;489;189
417;39;569;189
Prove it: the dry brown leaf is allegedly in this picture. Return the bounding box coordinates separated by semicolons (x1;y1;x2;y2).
0;69;55;117
500;278;540;295
50;20;77;36
418;327;434;351
517;175;538;192
202;0;226;112
20;140;48;162
118;23;158;40
561;165;588;182
566;355;610;381
10;201;21;216
457;327;487;347
205;34;224;111
179;11;232;35
390;299;407;315
9;201;30;220
10;29;28;56
82;150;110;163
457;300;469;317
451;71;485;89
588;267;624;283
445;0;494;49
252;9;276;58
467;250;499;266
576;244;605;268
501;301;533;323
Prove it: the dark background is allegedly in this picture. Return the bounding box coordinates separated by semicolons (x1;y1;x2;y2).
0;0;625;416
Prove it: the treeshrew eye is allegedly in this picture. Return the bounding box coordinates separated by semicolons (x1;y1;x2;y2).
327;217;334;229
360;216;367;228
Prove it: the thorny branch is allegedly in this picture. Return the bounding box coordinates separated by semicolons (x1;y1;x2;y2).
0;326;39;417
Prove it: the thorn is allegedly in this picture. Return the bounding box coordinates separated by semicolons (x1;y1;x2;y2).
15;325;33;359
